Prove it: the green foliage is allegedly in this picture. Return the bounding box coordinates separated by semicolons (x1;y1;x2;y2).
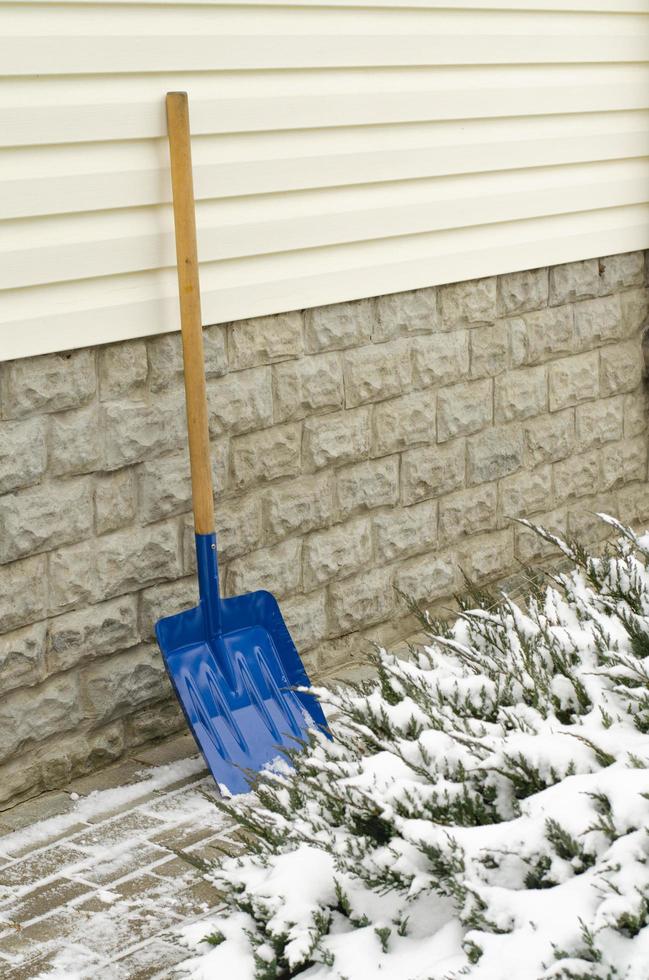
201;518;649;979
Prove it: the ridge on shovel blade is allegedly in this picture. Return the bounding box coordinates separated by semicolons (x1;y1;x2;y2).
155;532;329;796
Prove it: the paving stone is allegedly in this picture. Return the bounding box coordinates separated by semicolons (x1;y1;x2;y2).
171;878;224;917
0;844;87;889
6;877;94;925
108;938;189;979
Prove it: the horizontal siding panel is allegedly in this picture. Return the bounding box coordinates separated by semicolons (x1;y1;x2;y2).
3;35;647;75
5;116;649;219
1;0;648;360
4;1;649;11
2;205;648;361
4;80;649;148
4;159;648;289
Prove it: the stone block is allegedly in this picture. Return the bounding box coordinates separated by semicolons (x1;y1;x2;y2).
273;353;343;423
549;259;600;306
0;673;83;760
439;484;497;542
303;517;371;589
467;425;523;485
0;554;47;631
553;451;600;504
99;340;148;400
281;589;328;652
47;595;139;674
227;537;302;598
411;331;469;390
624;392;648;439
138;451;192;523
336;456;399;519
511;306;574;366
470;321;509;378
126;699;184;746
439;276;497;328
96;520;181;599
263;472;334;542
514;507;567;562
139;576;197;641
0;621;46;693
102;394;185;469
303;408;370;470
598;252;645;293
524;410;575;466
373;499;437;563
394;552;457;605
82;646;171;726
600;340;642;397
305;298;373;352
228;311;303;370
576;397;624;450
231;423;301;488
500;465;553;521
498;267;548;316
437;379;492;442
401;440;465;504
343;340;411;407
207;366;273;437
617;482;649;528
49;403;102;476
620;288;649;336
458;529;514;584
94;469;136;535
327;567;393;633
568;495;617;544
147;328;226;391
47;540;97;614
0;349;96;419
573;295;623;351
548;351;599;410
495;365;547;422
0;417;46;494
374;287;438;341
600;437;648;491
372;390;436;456
0;477;93;564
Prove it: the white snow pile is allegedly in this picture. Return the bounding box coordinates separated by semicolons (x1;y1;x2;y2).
179;518;649;979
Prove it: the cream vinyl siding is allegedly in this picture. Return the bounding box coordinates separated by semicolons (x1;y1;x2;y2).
1;1;649;360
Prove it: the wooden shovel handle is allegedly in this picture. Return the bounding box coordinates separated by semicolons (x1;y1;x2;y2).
166;91;215;536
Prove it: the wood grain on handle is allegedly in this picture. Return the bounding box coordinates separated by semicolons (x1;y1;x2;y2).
166;91;215;536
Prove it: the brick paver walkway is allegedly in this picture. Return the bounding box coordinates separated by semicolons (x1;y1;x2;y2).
0;733;237;979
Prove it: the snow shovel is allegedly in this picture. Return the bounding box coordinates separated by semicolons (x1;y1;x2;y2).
155;92;329;795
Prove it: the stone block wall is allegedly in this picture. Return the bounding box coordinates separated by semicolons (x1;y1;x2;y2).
1;250;648;807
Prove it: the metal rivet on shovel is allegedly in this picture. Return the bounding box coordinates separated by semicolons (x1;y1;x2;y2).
156;92;329;796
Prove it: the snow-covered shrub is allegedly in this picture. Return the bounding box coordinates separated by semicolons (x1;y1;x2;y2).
181;518;649;979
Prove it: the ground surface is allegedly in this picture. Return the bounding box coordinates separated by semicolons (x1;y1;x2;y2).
0;733;235;979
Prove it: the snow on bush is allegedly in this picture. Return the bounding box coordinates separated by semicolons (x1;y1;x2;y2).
180;518;649;979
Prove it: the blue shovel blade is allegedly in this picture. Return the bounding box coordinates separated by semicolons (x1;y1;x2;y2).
155;588;329;795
